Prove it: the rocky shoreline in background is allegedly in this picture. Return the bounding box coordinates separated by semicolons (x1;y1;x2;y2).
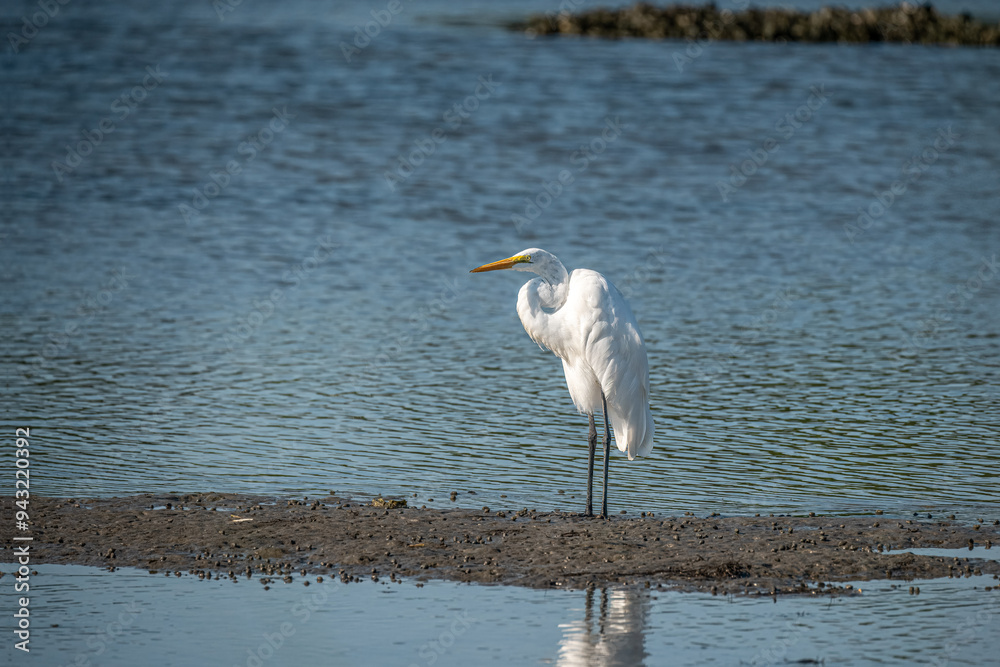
4;494;999;596
514;2;1000;47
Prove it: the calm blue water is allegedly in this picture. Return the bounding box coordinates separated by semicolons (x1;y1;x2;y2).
4;0;999;519
3;1;1000;664
2;564;997;667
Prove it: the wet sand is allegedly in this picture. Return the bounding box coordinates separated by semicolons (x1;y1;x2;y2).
5;494;999;595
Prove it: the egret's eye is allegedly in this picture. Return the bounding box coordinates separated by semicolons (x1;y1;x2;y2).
525;255;532;263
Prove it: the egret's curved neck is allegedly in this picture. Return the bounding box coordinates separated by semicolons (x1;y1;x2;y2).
530;261;570;310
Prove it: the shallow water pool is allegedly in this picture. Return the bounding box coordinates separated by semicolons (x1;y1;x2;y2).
3;563;998;666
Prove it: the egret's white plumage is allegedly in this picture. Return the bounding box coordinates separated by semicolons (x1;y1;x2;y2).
471;248;654;516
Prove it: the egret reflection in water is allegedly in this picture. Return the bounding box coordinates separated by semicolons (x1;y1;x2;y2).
557;587;649;666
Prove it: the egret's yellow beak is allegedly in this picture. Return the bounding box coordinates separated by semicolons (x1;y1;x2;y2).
470;254;532;273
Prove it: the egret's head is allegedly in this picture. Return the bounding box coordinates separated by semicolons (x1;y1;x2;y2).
470;248;557;274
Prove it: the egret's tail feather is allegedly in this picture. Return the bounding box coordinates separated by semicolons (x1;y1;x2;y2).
608;398;654;461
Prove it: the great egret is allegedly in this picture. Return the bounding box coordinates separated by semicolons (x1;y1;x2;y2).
470;249;653;518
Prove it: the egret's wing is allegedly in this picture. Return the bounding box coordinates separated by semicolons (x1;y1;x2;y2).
574;271;655;460
516;268;655;460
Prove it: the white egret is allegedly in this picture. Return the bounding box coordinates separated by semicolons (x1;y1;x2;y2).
471;249;653;518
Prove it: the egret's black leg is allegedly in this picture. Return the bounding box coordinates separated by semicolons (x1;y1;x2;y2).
601;392;611;519
586;414;597;517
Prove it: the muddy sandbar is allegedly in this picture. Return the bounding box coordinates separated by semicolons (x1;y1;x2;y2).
5;494;999;596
